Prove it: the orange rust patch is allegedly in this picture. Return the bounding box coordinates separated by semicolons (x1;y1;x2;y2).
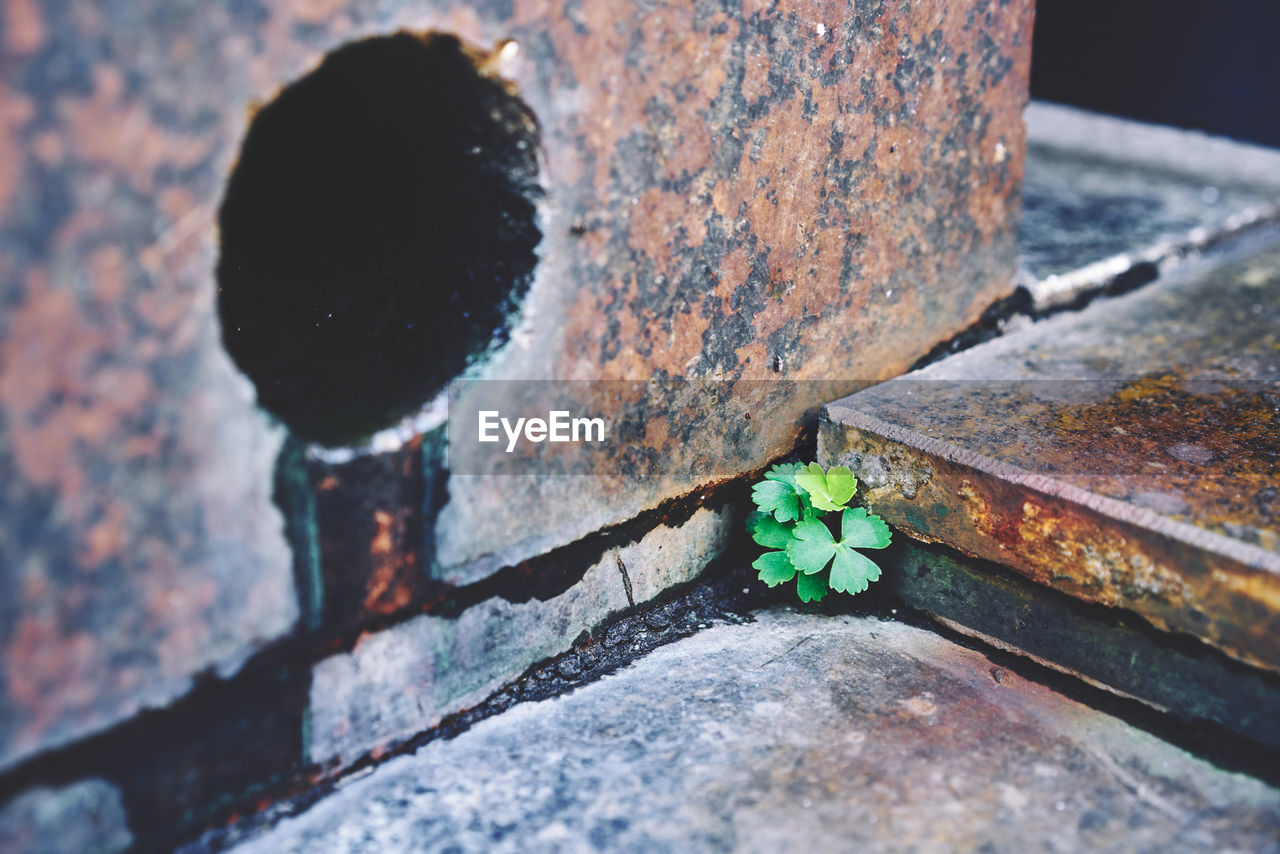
1049;373;1279;551
0;82;33;221
58;66;214;194
7;620;103;751
3;0;44;55
88;246;129;303
370;510;396;556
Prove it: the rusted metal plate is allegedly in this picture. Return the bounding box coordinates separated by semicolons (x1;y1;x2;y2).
0;0;1032;770
822;231;1280;672
306;437;435;634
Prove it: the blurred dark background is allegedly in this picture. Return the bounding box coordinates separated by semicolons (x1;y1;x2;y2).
1031;0;1280;148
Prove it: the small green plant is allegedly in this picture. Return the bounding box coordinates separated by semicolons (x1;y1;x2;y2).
747;462;892;603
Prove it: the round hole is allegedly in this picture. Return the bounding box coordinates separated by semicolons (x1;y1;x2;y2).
217;32;541;446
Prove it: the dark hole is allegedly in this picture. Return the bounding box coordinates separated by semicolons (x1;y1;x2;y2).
217;32;541;446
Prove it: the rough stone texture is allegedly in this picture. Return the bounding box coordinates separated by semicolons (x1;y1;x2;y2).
821;230;1280;672
0;0;1030;770
436;0;1033;581
308;507;729;769
1020;103;1280;309
0;778;132;854
211;610;1280;854
888;539;1280;751
0;2;300;769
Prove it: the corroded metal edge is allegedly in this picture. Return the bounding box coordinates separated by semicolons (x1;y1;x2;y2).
821;403;1280;674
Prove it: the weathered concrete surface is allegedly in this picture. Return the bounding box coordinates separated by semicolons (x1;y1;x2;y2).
887;539;1280;751
0;778;132;854
821;230;1280;672
211;610;1280;854
1020;103;1280;309
308;507;729;769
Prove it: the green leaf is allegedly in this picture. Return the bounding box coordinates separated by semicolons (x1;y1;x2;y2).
763;462;802;486
753;551;797;586
787;517;837;574
752;515;795;549
796;570;830;603
793;463;858;512
840;507;892;549
828;547;882;595
747;463;892;603
768;462;818;516
754;464;811;522
751;479;801;523
792;463;830;508
824;466;858;506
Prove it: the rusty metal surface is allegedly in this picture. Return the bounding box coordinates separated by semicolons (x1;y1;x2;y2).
307;438;435;633
821;231;1280;672
0;0;1032;769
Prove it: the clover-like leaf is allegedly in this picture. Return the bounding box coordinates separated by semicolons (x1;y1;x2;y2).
752;515;795;550
751;478;801;523
828;548;882;595
753;550;797;587
770;463;818;516
763;462;802;486
825;466;858;505
840;507;892;549
796;570;830;603
793;463;857;512
747;463;892;603
787;517;838;574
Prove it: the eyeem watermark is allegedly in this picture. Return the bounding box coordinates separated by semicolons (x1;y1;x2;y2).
478;410;607;453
